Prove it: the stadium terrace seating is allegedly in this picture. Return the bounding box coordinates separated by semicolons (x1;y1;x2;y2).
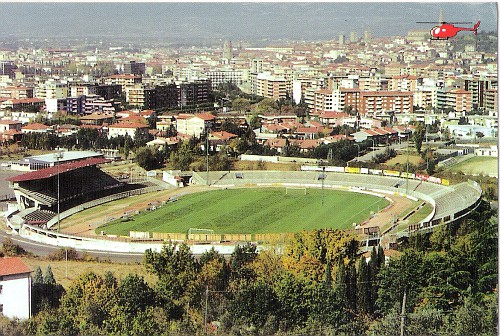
433;182;481;219
17;166;123;205
23;209;57;225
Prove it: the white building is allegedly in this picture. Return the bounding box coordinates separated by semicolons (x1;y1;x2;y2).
474;145;498;157
107;122;149;140
175;112;215;137
0;257;32;319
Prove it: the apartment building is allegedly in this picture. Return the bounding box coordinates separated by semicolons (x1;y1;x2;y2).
178;80;211;108
104;74;142;92
388;75;422;92
464;75;498;109
69;83;98;97
254;72;292;100
35;81;68;99
484;88;498;113
436;88;472;113
107;122;149;140
203;68;245;89
359;91;413;115
305;86;363;114
0;86;34;99
66;95;118;115
0;98;45;111
0;61;16;78
123;61;146;75
413;86;438;110
95;84;123;100
126;85;151;108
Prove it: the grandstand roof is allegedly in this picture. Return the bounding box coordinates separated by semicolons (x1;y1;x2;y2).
7;157;109;182
26;150;104;164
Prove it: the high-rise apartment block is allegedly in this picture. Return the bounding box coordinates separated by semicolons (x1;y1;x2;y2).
123;61;146;75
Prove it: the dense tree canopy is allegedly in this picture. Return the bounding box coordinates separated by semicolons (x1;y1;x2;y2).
2;199;497;335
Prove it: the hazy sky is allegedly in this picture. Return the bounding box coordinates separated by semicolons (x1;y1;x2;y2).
0;2;497;42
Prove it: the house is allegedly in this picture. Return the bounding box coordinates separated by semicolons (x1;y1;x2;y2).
207;131;238;152
317;111;350;127
175;112;215;137
0;120;22;133
0;98;45;111
474;145;498;157
21;123;54;134
80;113;114;126
146;137;180;151
107;122;149;140
0;257;32;319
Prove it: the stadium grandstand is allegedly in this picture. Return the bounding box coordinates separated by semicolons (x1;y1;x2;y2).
6;155;164;230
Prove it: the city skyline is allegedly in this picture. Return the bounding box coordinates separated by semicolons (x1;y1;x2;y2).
0;2;497;43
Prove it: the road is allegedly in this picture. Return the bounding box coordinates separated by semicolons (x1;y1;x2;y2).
0;229;144;264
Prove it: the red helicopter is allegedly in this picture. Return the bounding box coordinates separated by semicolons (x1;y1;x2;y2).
419;21;481;40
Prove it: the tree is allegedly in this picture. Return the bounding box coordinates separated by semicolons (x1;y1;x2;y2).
134;129;153;148
229;243;257;285
231;97;251;112
357;256;371;314
117;274;156;316
413;123;425;154
169;140;194;171
143;243;198;318
220;119;242;136
33;266;43;284
32;266;65;315
135;146;164;170
273;273;311;329
43;265;56;285
282;229;359;283
60;272;119;331
224;281;280;330
254;98;278;114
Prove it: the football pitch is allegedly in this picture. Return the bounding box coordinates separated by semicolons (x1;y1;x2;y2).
448;156;498;177
96;188;390;236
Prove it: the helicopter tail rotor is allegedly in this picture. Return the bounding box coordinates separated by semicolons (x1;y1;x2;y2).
473;20;481;34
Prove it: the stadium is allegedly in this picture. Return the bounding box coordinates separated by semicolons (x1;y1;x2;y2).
4;151;482;251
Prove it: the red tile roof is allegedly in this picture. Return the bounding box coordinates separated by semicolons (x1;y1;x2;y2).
108;122;149;129
210;131;237;140
7;157;110;182
22;123;51;130
9;98;45;104
0;257;32;277
195;112;216;121
320;111;349;119
0;120;22;125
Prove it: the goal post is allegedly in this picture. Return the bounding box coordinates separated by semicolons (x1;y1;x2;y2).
187;228;215;236
285;186;307;195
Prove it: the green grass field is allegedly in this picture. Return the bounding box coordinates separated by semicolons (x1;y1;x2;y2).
96;188;390;236
448;156;498;177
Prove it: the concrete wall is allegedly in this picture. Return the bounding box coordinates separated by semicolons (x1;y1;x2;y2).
19;224;239;255
0;274;31;319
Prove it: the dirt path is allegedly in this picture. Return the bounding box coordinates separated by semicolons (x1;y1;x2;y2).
360;193;414;230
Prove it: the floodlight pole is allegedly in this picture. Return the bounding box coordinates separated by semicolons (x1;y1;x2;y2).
322;166;325;207
354;143;360;162
206;127;209;186
406;131;409;196
54;151;62;232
